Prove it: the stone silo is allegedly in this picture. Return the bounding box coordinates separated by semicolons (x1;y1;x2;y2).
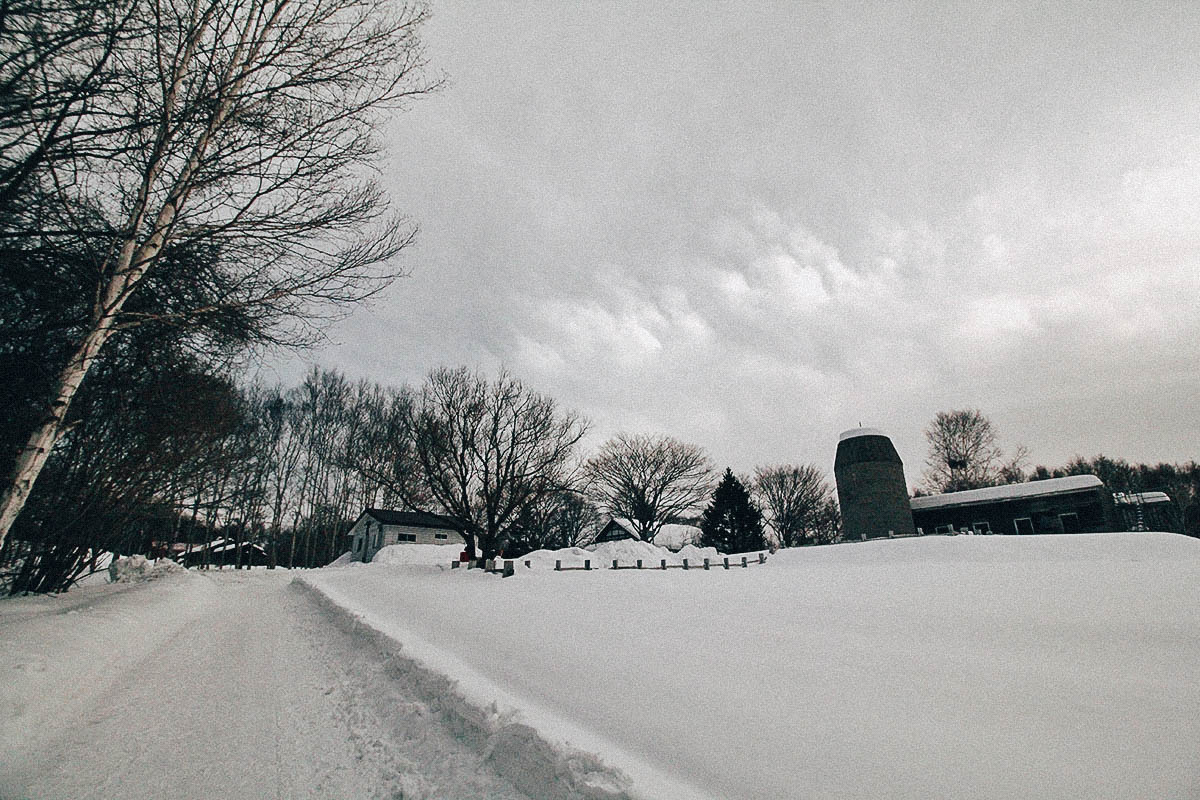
834;428;916;541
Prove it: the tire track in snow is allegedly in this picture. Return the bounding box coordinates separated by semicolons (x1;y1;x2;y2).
1;570;531;800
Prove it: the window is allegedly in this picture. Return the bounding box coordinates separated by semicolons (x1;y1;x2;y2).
972;521;991;534
1013;517;1034;535
398;533;416;542
935;524;954;535
1059;512;1080;534
434;533;448;540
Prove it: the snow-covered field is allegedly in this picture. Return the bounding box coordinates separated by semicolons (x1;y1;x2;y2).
304;533;1200;800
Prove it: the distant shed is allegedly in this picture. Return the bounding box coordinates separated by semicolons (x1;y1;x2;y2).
348;509;468;562
593;518;702;550
910;475;1119;536
1114;491;1177;532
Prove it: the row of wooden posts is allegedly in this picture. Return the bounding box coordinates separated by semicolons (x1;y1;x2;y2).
450;553;769;578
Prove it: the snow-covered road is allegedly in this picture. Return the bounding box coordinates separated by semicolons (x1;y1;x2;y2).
0;570;530;800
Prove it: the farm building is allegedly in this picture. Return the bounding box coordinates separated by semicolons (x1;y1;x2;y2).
177;538;270;568
909;475;1120;536
349;509;468;562
1114;491;1178;532
834;428;917;540
593;518;702;551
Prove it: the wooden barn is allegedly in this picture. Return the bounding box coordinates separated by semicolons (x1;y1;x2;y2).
910;475;1120;536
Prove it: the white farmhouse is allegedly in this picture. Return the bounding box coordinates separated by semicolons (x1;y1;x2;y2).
348;509;468;562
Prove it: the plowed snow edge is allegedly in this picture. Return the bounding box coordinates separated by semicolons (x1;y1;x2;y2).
293;576;713;800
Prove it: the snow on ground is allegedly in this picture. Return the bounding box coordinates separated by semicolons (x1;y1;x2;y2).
586;538;724;567
303;533;1200;800
1;569;530;800
371;542;464;566
108;553;186;582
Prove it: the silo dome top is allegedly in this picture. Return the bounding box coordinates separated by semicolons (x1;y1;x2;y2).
835;427;904;469
838;427;886;442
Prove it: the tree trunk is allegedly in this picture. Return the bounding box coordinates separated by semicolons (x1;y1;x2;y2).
0;324;114;551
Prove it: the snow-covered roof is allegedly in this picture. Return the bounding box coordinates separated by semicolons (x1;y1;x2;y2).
599;517;641;541
1113;491;1171;505
839;427;886;442
652;523;701;551
910;474;1105;511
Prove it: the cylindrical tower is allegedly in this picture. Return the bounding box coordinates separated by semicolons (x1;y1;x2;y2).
834;428;916;541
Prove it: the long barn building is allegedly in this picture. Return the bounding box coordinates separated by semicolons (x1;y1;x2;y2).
909;475;1120;536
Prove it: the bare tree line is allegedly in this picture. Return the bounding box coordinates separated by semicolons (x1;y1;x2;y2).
0;354;848;592
0;0;443;552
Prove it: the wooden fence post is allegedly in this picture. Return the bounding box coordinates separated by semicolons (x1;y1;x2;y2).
660;559;667;570
758;552;766;564
636;559;643;569
613;559;619;570
683;558;689;570
555;559;561;571
703;558;710;570
584;559;591;571
741;556;747;567
723;557;729;569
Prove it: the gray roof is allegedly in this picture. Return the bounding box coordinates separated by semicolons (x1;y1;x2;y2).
910;475;1104;511
361;509;466;530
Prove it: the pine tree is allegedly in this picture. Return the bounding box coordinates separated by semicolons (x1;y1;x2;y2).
699;469;766;553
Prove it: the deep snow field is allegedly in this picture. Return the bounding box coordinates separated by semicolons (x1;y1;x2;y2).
305;533;1200;800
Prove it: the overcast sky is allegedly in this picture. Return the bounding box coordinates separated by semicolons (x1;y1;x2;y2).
269;1;1200;484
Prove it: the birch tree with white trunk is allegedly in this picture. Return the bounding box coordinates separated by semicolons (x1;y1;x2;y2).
0;0;441;549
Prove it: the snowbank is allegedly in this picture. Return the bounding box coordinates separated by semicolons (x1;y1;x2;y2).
370;543;463;567
586;539;724;567
295;576;683;800
108;555;186;583
303;533;1200;800
520;546;595;569
651;523;701;550
325;550;358;567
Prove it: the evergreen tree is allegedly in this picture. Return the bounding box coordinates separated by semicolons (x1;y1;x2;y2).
699;469;766;553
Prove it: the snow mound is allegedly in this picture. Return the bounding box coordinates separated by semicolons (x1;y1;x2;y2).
675;543;723;563
108;555;185;583
588;539;681;565
326;551;358;568
370;544;463;567
584;539;729;566
519;546;594;569
651;523;701;551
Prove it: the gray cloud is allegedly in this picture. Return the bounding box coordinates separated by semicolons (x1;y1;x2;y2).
271;1;1200;482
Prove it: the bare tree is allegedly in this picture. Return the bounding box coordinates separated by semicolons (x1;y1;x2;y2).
753;463;840;548
584;433;714;542
506;489;601;554
0;0;442;550
340;381;430;512
410;368;588;559
922;409;1026;493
